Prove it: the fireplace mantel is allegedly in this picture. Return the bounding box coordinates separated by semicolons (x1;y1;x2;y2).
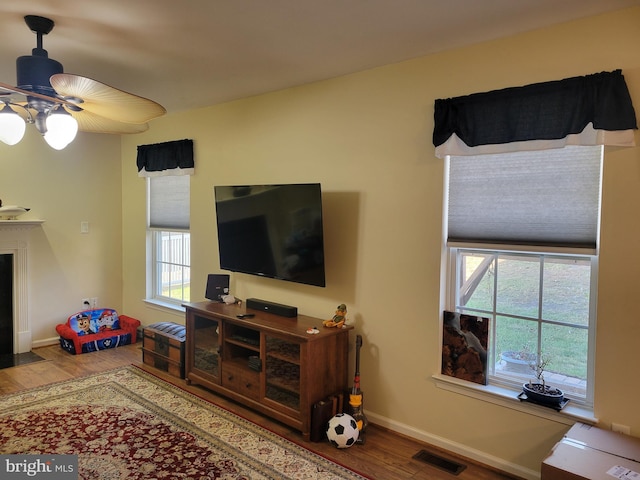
0;220;45;230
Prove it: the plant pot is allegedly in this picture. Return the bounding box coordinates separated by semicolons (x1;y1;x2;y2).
522;383;564;406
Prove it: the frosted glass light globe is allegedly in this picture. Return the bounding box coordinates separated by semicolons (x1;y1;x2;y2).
0;104;26;145
44;109;78;150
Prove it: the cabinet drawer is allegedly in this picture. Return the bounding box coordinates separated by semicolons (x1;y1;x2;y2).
221;364;260;400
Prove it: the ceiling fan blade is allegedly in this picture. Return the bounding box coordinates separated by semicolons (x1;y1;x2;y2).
69;108;149;134
0;84;13;97
0;81;68;105
50;74;166;124
1;81;148;134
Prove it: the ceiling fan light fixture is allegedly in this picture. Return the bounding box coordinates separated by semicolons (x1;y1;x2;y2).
44;107;78;150
0;104;27;145
0;15;165;148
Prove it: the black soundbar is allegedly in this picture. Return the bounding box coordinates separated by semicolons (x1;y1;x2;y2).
246;298;298;318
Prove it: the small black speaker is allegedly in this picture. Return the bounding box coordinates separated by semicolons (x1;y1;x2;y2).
246;298;297;317
205;274;230;302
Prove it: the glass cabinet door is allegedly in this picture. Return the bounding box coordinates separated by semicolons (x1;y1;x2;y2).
264;335;300;412
192;315;220;380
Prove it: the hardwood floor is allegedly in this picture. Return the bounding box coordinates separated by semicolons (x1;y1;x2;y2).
0;343;521;480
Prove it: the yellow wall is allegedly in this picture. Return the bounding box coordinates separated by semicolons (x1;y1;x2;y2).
2;6;630;479
0;5;636;479
0;128;122;342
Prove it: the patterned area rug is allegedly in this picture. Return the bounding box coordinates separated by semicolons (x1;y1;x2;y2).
0;366;368;479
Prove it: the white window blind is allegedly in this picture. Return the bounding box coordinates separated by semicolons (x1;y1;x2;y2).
149;175;190;229
447;146;602;250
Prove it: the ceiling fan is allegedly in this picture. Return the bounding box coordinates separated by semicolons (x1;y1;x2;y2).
0;15;166;149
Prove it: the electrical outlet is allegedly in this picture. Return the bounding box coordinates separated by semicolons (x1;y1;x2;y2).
82;298;91;310
91;297;98;309
612;423;631;435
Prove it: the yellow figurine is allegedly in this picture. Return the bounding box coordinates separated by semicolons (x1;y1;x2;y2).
323;303;347;328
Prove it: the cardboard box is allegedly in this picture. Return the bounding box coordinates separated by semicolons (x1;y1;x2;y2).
542;423;640;480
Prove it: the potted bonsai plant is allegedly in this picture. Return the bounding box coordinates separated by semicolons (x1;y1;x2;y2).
521;353;564;406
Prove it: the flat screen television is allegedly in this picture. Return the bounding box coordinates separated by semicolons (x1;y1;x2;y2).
214;183;326;287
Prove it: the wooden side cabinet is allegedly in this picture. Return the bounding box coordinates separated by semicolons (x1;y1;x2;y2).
184;301;352;439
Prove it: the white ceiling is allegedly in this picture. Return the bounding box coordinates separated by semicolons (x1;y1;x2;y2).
1;0;639;114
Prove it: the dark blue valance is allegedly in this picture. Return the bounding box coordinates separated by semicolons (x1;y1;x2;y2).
137;139;194;176
433;70;637;150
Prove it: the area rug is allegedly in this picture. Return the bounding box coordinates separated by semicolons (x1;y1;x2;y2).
0;366;369;479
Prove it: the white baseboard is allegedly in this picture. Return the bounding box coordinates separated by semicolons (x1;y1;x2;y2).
365;410;540;480
31;337;59;349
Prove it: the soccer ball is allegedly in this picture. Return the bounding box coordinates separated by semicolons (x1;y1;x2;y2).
326;413;359;448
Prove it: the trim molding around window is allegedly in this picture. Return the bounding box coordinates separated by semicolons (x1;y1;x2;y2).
440;146;601;419
432;373;597;426
444;246;597;408
143;297;186;314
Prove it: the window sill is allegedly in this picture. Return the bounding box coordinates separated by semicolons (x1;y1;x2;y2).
143;298;186;315
432;374;597;426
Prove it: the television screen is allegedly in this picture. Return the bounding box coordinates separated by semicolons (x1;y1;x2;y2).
214;184;326;287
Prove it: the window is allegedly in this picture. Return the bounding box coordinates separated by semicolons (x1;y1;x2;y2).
444;146;602;407
148;175;191;305
151;230;190;303
448;248;596;404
